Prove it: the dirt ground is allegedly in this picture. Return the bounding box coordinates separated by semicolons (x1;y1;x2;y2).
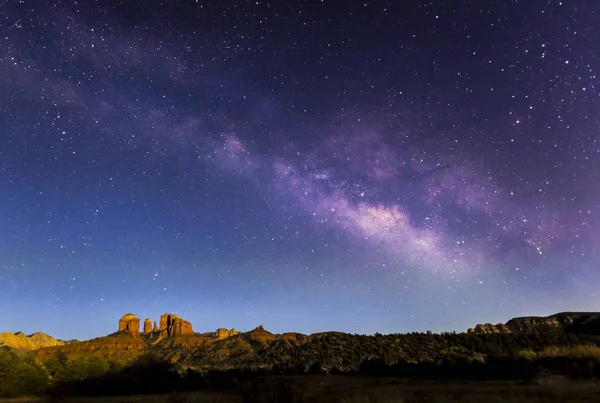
4;376;600;403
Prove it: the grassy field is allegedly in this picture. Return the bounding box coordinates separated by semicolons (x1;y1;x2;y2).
3;376;600;403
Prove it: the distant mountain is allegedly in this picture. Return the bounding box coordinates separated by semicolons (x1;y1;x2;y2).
467;312;600;335
0;331;75;350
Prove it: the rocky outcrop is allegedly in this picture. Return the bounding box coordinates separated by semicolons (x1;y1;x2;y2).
144;318;152;333
27;310;600;370
30;314;306;364
505;316;562;333
34;332;147;362
0;331;67;350
214;328;239;340
467;312;600;335
118;314;140;334
467;323;512;334
159;313;194;336
117;313;193;337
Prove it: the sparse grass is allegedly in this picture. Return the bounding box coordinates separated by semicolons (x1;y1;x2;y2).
520;344;600;360
539;344;600;359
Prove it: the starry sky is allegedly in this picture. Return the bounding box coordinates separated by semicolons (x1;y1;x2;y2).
1;0;599;341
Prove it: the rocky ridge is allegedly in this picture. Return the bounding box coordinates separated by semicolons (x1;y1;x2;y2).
0;331;69;350
18;311;600;361
31;315;301;362
467;312;600;335
214;328;239;340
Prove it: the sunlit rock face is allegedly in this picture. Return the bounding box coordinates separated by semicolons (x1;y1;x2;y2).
118;313;194;336
0;331;66;350
159;313;194;336
144;318;152;333
468;313;600;335
214;328;239;340
118;313;140;334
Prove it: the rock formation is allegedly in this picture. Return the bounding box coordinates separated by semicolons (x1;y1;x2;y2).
0;331;67;350
505;316;562;333
214;328;239;340
118;313;140;334
467;323;511;334
117;313;193;337
467;312;600;335
25;310;600;369
159;313;194;336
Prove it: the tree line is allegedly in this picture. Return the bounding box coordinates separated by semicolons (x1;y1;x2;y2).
1;329;600;397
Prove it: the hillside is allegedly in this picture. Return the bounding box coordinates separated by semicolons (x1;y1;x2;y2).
20;311;600;375
0;310;595;377
467;312;600;335
0;331;73;350
4;310;600;399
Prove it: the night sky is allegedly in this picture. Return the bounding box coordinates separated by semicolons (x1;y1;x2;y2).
1;1;599;341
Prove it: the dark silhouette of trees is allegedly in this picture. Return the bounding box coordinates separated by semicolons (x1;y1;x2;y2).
0;347;48;397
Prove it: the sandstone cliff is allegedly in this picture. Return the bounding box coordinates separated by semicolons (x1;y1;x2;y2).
32;316;289;365
0;331;67;350
214;328;239;340
34;313;198;362
504;316;563;333
26;310;600;371
467;323;512;334
118;314;140;334
159;313;194;336
34;332;147;362
467;312;600;335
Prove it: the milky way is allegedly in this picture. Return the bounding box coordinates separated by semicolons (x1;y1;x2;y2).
0;1;599;339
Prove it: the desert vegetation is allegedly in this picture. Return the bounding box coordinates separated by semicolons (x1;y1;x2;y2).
2;329;600;400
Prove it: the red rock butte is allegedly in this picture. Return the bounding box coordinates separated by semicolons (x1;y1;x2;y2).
118;313;140;333
159;313;194;336
118;313;194;336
